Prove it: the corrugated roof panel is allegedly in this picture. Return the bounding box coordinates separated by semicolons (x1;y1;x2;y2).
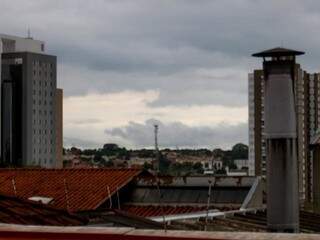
122;205;208;218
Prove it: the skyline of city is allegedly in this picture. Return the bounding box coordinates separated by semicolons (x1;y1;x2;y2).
1;1;320;236
3;1;320;149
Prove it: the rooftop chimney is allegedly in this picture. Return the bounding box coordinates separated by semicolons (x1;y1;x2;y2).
252;47;304;232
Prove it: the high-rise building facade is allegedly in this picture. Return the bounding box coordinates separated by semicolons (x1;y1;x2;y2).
249;55;320;203
0;34;62;168
55;88;63;168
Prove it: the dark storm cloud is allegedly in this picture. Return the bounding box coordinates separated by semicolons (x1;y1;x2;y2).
105;119;248;149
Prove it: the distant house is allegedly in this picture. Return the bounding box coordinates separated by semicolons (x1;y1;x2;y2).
234;159;249;170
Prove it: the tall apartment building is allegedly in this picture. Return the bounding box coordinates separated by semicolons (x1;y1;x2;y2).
0;34;63;168
55;88;63;168
249;52;320;203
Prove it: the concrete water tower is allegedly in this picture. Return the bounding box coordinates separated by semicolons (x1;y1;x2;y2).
252;47;304;232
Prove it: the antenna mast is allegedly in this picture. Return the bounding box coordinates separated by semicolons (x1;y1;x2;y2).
27;28;32;39
154;124;159;172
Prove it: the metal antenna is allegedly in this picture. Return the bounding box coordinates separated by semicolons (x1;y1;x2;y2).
11;178;17;196
204;180;212;231
116;186;121;210
107;185;112;208
154;124;159;172
156;177;167;232
153;124;166;231
27;28;32;39
63;178;70;212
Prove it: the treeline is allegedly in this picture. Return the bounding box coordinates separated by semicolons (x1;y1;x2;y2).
64;143;248;175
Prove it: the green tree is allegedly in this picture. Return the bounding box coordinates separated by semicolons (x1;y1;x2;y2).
143;162;153;170
231;143;248;159
193;162;204;174
215;168;227;175
159;153;171;174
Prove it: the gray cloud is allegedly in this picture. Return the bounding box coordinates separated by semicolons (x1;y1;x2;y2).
105;119;247;149
2;0;319;109
1;1;318;148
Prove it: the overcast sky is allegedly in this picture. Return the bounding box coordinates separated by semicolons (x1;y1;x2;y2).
1;0;319;149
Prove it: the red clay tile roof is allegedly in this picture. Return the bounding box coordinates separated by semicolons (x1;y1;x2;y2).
0;168;141;212
122;205;208;218
0;194;86;226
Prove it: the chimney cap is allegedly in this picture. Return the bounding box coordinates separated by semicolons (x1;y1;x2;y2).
252;47;305;57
